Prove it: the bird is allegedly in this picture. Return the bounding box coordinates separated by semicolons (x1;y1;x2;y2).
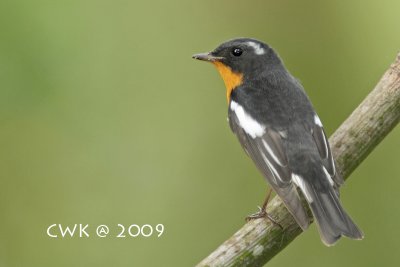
192;38;363;246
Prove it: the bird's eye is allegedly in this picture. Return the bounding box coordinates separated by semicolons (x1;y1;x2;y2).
232;48;243;57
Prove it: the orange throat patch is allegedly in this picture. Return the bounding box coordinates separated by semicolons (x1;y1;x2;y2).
212;61;243;102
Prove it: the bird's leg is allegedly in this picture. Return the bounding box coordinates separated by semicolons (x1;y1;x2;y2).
246;188;283;229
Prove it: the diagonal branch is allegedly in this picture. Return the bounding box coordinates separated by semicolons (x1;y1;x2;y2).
196;53;400;267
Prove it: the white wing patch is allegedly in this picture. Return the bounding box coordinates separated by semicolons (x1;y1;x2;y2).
314;114;329;156
246;41;265;55
314;114;323;127
261;139;285;166
260;152;281;184
230;101;265;138
330;157;336;176
278;130;288;139
292;174;313;202
322;166;335;186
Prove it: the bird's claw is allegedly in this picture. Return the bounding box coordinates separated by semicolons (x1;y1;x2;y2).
245;206;283;230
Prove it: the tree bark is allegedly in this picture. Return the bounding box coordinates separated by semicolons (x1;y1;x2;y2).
196;53;400;267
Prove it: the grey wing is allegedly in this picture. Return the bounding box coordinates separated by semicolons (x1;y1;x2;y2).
311;119;344;187
229;112;310;230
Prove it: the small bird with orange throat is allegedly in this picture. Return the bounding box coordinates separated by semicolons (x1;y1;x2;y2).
192;38;363;246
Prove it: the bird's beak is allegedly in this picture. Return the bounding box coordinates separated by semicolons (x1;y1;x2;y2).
192;52;223;62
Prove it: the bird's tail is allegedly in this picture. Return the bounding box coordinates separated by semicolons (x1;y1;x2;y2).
306;180;364;246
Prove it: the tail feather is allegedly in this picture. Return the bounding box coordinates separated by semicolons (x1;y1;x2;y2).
274;184;310;231
308;184;364;246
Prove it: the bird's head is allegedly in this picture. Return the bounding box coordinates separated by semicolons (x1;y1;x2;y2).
193;38;281;102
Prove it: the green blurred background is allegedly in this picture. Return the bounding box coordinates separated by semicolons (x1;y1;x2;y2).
0;0;399;266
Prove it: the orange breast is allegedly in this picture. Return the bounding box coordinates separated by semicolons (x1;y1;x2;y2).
212;61;243;102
